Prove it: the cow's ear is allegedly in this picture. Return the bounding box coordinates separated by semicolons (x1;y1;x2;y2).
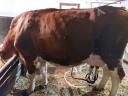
85;12;90;18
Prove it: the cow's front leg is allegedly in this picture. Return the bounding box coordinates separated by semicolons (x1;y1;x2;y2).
27;73;36;93
23;58;36;94
35;56;48;87
44;62;48;86
21;72;36;96
40;62;48;87
95;63;125;96
94;65;109;90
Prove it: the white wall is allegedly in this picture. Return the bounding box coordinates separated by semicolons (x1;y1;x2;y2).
13;0;60;15
0;0;14;16
0;0;128;16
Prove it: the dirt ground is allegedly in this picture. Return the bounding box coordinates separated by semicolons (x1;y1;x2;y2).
6;64;128;96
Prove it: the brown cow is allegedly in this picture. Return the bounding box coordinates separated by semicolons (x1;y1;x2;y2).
0;6;128;96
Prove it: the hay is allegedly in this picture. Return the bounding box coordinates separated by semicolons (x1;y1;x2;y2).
7;67;128;96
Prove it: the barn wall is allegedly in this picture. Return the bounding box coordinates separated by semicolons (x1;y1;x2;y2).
0;16;13;43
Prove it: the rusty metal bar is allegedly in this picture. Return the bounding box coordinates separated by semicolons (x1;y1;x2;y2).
60;3;80;9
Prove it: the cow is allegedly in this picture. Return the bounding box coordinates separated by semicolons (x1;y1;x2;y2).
0;6;128;96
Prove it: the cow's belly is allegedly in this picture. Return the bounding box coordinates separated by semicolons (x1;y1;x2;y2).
41;54;106;68
39;41;93;65
41;49;92;66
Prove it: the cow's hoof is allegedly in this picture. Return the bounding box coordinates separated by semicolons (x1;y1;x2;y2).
39;85;46;89
34;85;47;92
42;82;48;89
44;84;48;89
21;90;29;96
92;86;104;91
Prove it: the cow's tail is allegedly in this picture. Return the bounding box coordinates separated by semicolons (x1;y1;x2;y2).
0;29;18;60
0;15;20;60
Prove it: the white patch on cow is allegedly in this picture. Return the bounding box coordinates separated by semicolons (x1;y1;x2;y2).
43;62;48;85
40;61;48;86
84;54;106;67
109;67;120;96
35;62;41;70
96;65;110;89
